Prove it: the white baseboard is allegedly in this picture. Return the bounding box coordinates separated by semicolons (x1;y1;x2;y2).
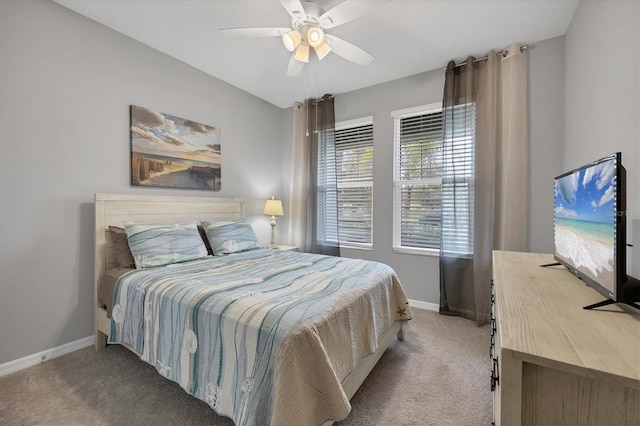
408;298;439;312
0;335;94;377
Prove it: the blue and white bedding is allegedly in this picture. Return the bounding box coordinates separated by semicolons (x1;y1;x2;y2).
109;249;411;426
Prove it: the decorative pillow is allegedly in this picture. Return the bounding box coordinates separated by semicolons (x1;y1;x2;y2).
201;220;261;255
108;226;136;268
124;220;208;268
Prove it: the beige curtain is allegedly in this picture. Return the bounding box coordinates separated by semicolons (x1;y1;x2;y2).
439;44;527;324
288;101;309;251
494;46;527;250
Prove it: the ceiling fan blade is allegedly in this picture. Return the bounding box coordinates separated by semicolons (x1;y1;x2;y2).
318;1;387;29
287;53;305;77
324;34;374;66
280;0;307;23
219;27;291;37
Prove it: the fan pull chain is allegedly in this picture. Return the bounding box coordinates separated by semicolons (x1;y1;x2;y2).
314;59;319;134
306;63;310;137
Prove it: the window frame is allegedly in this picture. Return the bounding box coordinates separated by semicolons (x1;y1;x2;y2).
318;116;374;250
391;103;443;256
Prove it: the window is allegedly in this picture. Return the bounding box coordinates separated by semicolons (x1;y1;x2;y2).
392;102;475;255
440;102;475;256
392;104;444;254
318;117;374;248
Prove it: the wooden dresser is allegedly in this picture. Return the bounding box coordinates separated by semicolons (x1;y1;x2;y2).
491;251;640;425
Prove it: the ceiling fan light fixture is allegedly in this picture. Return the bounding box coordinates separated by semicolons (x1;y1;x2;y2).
307;27;324;48
314;41;331;60
294;42;309;63
222;0;382;75
282;30;301;52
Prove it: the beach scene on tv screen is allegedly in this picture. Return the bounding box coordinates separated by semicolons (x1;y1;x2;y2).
554;158;616;294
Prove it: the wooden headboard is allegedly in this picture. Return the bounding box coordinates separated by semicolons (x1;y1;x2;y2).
93;193;244;347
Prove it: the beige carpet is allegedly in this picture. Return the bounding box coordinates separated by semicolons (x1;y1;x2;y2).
0;309;491;425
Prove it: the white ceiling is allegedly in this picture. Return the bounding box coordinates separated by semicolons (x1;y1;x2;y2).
53;0;579;109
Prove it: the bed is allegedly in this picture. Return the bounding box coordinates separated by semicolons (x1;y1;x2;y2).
94;193;411;426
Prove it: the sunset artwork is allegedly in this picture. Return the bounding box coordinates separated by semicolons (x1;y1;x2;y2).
130;105;221;190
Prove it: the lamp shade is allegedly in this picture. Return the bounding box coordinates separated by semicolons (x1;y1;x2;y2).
263;196;284;216
307;27;324;48
294;42;309;63
282;30;301;52
314;41;331;60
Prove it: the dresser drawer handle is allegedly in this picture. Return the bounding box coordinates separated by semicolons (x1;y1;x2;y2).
491;357;500;391
490;334;495;358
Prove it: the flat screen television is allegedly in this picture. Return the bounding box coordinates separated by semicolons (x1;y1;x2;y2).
552;152;637;309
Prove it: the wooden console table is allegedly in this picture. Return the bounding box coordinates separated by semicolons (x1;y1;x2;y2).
491;251;640;425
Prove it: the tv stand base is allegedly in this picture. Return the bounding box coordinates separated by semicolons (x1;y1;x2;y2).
583;299;616;310
583;275;640;310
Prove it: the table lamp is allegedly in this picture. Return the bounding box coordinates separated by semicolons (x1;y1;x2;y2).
263;195;284;249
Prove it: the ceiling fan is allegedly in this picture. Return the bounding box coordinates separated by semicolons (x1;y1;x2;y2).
219;0;385;77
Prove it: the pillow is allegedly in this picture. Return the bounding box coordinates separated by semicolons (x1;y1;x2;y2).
124;220;208;268
108;226;136;268
201;220;261;255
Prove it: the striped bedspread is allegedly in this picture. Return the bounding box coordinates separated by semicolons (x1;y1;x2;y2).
109;249;411;426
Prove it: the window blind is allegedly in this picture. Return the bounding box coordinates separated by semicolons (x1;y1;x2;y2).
441;103;475;255
392;103;475;255
335;123;373;246
317;129;337;244
393;107;443;252
318;119;374;247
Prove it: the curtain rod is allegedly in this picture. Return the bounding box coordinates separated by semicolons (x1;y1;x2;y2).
444;45;528;71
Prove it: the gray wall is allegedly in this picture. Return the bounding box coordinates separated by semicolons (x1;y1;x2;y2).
283;36;565;305
564;0;639;278
0;0;285;364
5;0;630;366
527;36;566;254
335;70;446;305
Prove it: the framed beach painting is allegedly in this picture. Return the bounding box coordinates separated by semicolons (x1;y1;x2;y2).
130;105;221;190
